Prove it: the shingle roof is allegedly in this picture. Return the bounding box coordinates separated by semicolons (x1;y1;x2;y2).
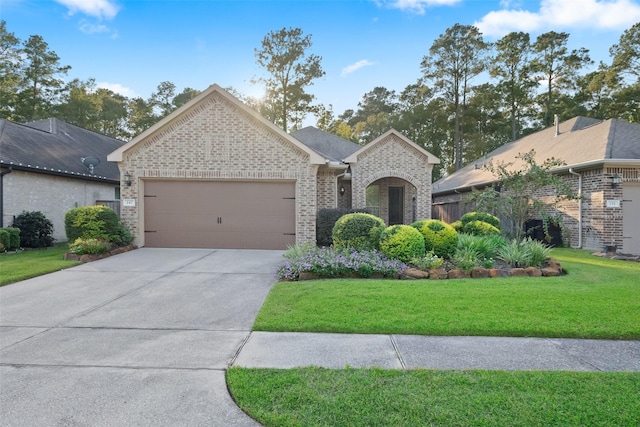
291;126;361;162
0;118;125;182
432;117;640;195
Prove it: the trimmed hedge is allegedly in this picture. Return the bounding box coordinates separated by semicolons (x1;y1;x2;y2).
0;229;8;251
65;205;133;246
379;225;425;263
13;211;54;248
462;220;501;236
332;213;386;251
410;219;458;259
317;208;369;247
461;212;501;229
5;228;20;250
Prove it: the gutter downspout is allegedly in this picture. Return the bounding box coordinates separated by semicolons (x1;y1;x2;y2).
568;168;582;249
0;167;13;228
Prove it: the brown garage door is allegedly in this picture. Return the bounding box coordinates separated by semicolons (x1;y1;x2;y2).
144;180;295;249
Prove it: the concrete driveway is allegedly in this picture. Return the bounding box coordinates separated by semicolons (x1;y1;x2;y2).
0;248;284;427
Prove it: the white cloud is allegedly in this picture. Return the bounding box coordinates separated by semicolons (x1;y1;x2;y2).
375;0;461;15
55;0;120;20
475;0;640;37
97;82;137;98
341;60;376;76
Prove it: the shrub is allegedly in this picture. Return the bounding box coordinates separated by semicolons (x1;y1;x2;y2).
522;237;553;267
497;239;530;267
379;225;425;263
462;220;501;236
275;246;407;280
316;208;369;247
457;233;506;266
5;228;20;250
0;229;9;251
452;247;480;274
450;220;463;232
461;212;501;229
69;238;111;255
284;242;317;260
65;205;133;247
410;219;458;259
410;251;444;270
13;211;54;248
332;213;386;251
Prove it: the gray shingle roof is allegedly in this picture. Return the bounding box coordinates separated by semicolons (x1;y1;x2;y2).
0;118;124;182
433;116;640;195
291;126;361;162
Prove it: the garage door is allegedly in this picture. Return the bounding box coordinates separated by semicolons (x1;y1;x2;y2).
144;180;296;249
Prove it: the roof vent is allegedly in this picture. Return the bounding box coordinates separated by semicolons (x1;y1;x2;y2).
554;114;560;136
81;157;100;175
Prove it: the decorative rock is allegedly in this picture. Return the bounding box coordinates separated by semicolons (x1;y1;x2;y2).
429;268;448;280
541;267;561;277
509;268;528;277
448;269;469;279
401;268;429;279
547;258;562;270
470;267;489;278
525;267;542;277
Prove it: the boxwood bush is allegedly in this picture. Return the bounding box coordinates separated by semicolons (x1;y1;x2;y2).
462;220;501;236
316;208;369;247
379;224;425;263
5;228;20;249
410;219;458;259
461;212;501;229
332;213;386;251
65;205;133;247
13;211;54;248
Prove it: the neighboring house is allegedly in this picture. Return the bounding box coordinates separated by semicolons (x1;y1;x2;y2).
432;116;640;254
0;118;124;242
108;84;440;250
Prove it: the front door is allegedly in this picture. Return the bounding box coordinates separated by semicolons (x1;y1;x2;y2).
389;187;404;225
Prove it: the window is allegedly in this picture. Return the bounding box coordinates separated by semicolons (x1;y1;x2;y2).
366;185;380;217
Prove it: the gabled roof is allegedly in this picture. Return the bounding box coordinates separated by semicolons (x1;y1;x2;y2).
291;126;361;162
343;128;440;164
0;118;124;182
432;116;640;195
108;83;325;164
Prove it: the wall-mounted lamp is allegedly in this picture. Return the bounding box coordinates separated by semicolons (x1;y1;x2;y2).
611;173;621;188
339;185;345;196
124;171;132;187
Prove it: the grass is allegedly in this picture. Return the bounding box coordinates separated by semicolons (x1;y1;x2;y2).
233;249;640;425
0;243;81;286
253;248;640;339
227;368;640;427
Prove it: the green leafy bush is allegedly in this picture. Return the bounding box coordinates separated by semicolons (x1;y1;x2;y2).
461;212;501;229
523;238;553;267
13;211;54;248
0;229;9;251
69;238;111;255
453;247;480;274
450;220;463;231
65;205;132;247
462;220;501;236
457;233;505;260
332;213;386;251
410;251;444;270
497;238;553;268
379;225;425;263
316;208;369;247
5;228;20;250
410;219;458;259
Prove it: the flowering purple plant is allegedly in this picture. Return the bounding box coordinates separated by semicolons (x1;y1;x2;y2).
276;246;408;280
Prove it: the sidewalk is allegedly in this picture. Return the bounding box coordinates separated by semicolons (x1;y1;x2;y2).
233;332;640;372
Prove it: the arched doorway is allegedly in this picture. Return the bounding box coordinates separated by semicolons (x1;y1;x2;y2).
366;178;417;225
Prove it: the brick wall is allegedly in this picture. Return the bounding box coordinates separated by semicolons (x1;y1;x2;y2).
117;91;318;246
350;133;434;224
3;170;118;241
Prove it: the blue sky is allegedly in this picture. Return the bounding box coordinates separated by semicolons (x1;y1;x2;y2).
2;0;639;122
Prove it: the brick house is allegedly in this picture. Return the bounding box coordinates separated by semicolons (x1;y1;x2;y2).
0;118;124;242
108;84;440;250
432;116;640;255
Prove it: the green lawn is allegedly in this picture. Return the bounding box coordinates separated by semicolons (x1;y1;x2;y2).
0;244;80;286
227;368;639;427
253;248;640;339
230;249;640;426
